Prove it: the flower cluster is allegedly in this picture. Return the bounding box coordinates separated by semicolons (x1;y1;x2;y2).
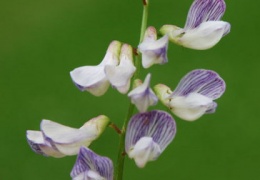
26;0;230;179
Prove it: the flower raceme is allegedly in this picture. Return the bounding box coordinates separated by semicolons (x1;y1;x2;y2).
70;41;136;96
138;26;169;68
154;69;226;121
125;110;176;168
160;0;231;50
26;115;109;157
71;146;113;180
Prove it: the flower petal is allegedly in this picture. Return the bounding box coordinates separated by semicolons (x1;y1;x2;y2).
70;66;110;96
125;110;176;157
26;130;65;158
171;69;226;100
71;147;113;180
128;74;158;112
128;137;161;168
138;27;169;68
169;92;215;121
41;116;109;155
70;41;121;96
180;21;230;50
185;0;226;30
105;44;136;94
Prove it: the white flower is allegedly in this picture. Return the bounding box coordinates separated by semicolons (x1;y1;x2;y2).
128;74;158;112
160;0;230;50
70;41;121;96
138;26;169;68
105;44;136;94
154;69;226;121
26;115;110;157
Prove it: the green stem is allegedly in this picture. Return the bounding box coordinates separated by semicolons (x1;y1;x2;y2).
114;1;149;180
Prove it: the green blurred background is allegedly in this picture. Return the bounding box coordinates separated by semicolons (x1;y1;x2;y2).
1;0;259;179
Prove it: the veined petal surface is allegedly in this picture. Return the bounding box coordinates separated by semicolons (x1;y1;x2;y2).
171;69;226;100
125;110;176;167
71;147;113;180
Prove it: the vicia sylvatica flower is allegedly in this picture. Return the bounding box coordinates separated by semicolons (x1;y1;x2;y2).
105;44;136;94
128;73;158;112
138;26;169;68
70;41;121;96
154;69;226;121
26;115;109;157
160;0;231;50
71;146;113;180
125;110;176;168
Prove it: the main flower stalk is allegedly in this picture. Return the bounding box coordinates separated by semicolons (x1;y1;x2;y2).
114;1;149;180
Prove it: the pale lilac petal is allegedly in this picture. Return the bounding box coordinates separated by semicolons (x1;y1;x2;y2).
125;110;176;154
185;0;226;30
70;147;113;180
26;130;65;158
171;69;226;100
128;74;158;112
41;116;109;155
223;22;231;36
138;27;169;68
205;101;217;113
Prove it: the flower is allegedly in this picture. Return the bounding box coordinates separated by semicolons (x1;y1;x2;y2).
70;146;113;180
128;73;158;112
154;69;226;121
70;41;121;96
26;115;110;157
160;0;231;50
125;110;176;168
138;26;169;68
105;44;136;94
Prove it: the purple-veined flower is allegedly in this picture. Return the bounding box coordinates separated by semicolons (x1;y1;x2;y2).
160;0;230;50
70;146;113;180
138;26;169;68
26;115;109;157
128;73;158;112
154;69;226;121
105;44;136;94
125;110;176;168
70;41;121;96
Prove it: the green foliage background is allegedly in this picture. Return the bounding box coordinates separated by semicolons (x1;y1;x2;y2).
1;0;259;179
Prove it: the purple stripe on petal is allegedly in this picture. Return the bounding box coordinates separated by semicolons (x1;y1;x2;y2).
185;0;226;30
71;147;113;180
125;110;176;153
172;69;226;100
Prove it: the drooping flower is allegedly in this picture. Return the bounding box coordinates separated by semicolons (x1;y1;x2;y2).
125;110;176;168
128;73;158;112
154;69;226;121
26;115;110;157
70;41;121;96
160;0;231;50
70;146;113;180
138;26;169;68
105;44;136;94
